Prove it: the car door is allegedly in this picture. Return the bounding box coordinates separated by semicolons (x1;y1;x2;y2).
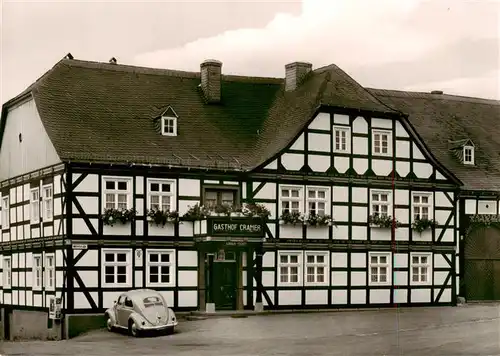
114;295;126;327
117;296;134;326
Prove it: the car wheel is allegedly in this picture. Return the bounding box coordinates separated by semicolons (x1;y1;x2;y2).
105;315;114;332
128;320;139;337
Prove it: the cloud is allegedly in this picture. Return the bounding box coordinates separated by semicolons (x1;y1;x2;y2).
133;0;499;99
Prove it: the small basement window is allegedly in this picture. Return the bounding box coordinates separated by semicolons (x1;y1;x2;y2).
463;145;474;165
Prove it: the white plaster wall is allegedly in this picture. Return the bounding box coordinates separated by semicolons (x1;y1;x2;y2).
0;99;61;181
305;290;328;305
308;113;330;130
278;290;301;305
281;153;304;171
333;114;350;125
331;290;348;304
178;179;199;197
309;155;330;172
178;290;197;307
308;133;330;152
370;289;390;304
290;134;304;150
73;174;99;193
352;116;368;133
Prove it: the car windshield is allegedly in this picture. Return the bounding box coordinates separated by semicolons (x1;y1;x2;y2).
142;296;163;308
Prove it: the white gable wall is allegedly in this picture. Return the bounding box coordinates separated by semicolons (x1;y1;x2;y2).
0;98;61;181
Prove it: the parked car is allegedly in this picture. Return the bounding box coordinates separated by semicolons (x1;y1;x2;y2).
105;289;178;337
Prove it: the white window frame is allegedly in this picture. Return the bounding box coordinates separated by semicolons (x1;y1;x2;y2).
1;196;9;229
30;188;40;224
410;252;432;285
147;179;176;212
372;129;392;156
304;251;329;286
412;192;433;220
161;116;177;136
102;249;132;288
146;249;176;287
42;185;53;222
279;186;304;215
370;190;392;218
369;252;392;286
32;254;43;291
463;145;474;165
44;253;55;291
306;186;330;217
278;251;302;286
3;256;11;289
102;177;132;211
332;125;351;153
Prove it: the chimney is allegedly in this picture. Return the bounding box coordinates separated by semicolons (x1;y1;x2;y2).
200;59;222;103
431;90;444;95
285;61;312;91
109;57;117;64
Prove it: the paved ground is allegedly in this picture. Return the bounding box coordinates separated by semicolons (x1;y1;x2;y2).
1;304;500;356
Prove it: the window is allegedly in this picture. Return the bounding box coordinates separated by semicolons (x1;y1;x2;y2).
372;130;392;156
1;196;9;229
306;187;329;216
124;297;133;308
371;191;391;217
148;179;175;212
369;252;391;285
3;257;11;289
30;188;40;224
333;126;350;153
463;145;474;165
278;252;301;285
33;254;43;290
203;189;236;209
161;116;177;136
305;252;328;285
45;254;55;290
42;185;53;222
103;178;131;210
411;253;431;285
146;250;175;286
280;186;302;214
413;193;432;220
102;249;131;287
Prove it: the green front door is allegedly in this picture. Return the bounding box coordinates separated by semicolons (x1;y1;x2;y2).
212;261;237;310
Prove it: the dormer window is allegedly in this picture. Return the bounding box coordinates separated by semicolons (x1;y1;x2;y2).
463;145;474;165
159;106;178;136
161;117;177;136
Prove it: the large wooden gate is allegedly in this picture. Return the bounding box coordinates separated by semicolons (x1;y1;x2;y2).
464;224;500;301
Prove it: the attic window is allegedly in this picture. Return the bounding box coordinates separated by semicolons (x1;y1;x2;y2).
159;106;178;137
463;145;474;165
161;117;177;136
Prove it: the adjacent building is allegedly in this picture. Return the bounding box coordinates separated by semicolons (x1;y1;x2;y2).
0;54;499;339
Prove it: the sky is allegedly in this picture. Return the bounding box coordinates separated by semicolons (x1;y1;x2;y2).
1;0;499;106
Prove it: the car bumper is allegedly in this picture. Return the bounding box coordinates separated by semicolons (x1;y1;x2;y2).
138;321;178;331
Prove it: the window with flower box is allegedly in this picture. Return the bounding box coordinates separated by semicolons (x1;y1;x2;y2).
371;191;391;217
306;187;329;216
280;186;303;214
369;252;391;285
3;256;11;289
147;179;176;212
305;252;328;285
1;196;9;229
278;251;301;285
42;185;53;222
103;177;132;210
32;254;43;290
31;188;40;224
412;193;432;220
146;250;175;287
410;253;431;285
102;249;132;287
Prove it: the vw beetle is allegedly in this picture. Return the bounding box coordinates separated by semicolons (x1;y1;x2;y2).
105;289;178;337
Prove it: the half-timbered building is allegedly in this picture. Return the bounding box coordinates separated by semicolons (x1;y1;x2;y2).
0;54;499;339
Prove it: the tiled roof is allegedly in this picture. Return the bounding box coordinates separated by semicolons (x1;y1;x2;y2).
368;88;500;192
2;57;499;192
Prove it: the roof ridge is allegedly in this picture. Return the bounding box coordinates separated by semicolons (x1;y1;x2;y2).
62;58;284;84
368;87;500;105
